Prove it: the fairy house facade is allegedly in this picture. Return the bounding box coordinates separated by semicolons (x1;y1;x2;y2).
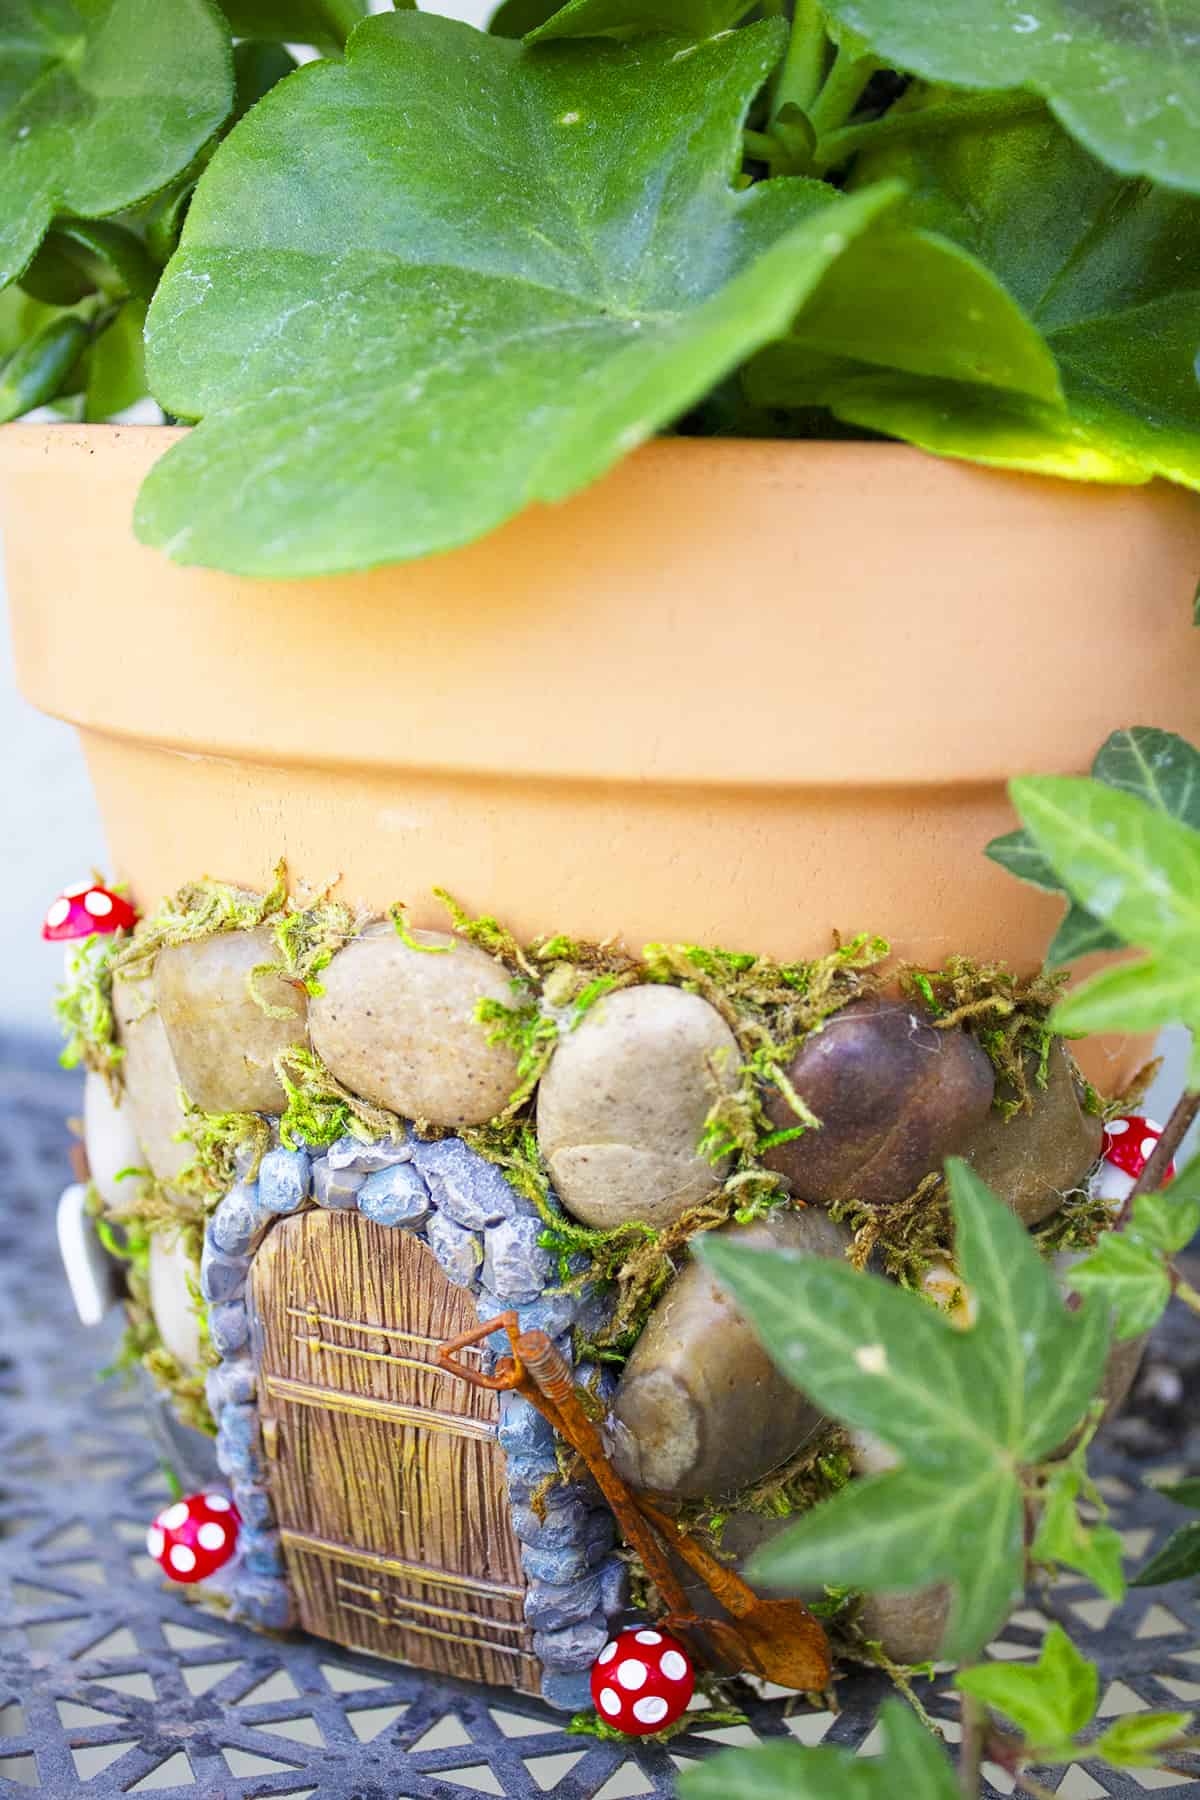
60;872;1115;1709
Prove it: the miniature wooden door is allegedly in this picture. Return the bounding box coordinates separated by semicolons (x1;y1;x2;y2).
249;1208;540;1693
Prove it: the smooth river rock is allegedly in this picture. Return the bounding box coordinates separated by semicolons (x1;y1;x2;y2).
83;1067;145;1209
149;1233;203;1372
156;928;307;1113
959;1041;1102;1226
112;972;193;1187
536;984;740;1230
309;924;520;1128
608;1206;850;1500
762;998;995;1206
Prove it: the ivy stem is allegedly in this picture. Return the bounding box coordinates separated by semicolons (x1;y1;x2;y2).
812;89;1045;172
1116;1084;1200;1229
769;0;829;123
960;1693;986;1798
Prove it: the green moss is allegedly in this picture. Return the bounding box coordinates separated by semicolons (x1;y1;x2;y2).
174;1095;271;1204
678;1423;854;1547
274;1042;402;1149
828;1170;953;1287
53;932;125;1088
898;955;1068;1118
97;1204;215;1435
113;859;288;983
1032;1187;1114;1257
247;888;360;1017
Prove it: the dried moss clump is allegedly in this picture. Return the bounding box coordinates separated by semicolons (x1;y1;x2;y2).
53;932;126;1090
899;955;1068;1118
96;1200;215;1435
113;860;288;983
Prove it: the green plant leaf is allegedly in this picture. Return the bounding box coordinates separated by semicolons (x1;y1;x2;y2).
989;730;1200;968
1051;956;1200;1041
698;1159;1108;1660
820;0;1200;193
215;0;371;51
1064;1231;1171;1342
1091;1711;1193;1766
136;13;902;577
1129;1190;1200;1257
527;0;754;43
830;109;1200;491
489;0;560;36
1131;1522;1200;1588
1033;1463;1126;1602
743;223;1063;409
677;1700;957;1800
956;1625;1098;1753
1158;1477;1200;1510
82;298;148;422
1009;777;1200;961
0;0;233;291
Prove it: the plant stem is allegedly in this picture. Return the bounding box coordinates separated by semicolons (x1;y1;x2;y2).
807;43;880;139
960;1694;986;1799
1172;1271;1200;1317
813;89;1045;172
1117;1085;1200;1228
322;0;365;50
770;0;829;122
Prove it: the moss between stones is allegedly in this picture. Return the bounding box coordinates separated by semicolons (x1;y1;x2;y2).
677;1422;854;1548
273;1043;402;1149
898;955;1067;1118
92;1188;215;1435
53;932;125;1089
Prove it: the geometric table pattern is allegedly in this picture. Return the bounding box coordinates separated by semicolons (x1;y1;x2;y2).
2;1051;1199;1798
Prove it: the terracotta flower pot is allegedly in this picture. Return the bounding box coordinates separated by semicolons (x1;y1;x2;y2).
5;424;1200;1087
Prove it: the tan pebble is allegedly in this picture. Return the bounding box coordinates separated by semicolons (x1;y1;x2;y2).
149;1233;203;1373
960;1040;1102;1226
112;971;193;1186
156;927;307;1113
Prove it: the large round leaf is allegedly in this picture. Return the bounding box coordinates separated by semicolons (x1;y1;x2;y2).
137;12;899;576
0;0;234;290
822;0;1200;193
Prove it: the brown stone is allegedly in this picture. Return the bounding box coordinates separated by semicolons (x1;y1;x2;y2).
112;971;193;1187
607;1206;851;1500
156;928;307;1113
537;984;740;1229
857;1583;952;1665
309;923;521;1128
959;1040;1102;1226
761;998;995;1205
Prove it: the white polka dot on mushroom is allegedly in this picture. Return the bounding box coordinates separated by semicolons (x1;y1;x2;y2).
84;889;113;916
45;899;71;929
634;1630;662;1644
1141;1138;1158;1158
660;1650;689;1681
633;1696;669;1726
599;1688;622;1718
597;1641;617;1665
169;1544;196;1573
205;1494;231;1512
197;1522;227;1551
146;1527;164;1559
1106;1119;1129;1133
616;1659;647;1691
160;1502;189;1531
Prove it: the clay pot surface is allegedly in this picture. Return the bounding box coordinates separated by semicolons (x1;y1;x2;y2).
6;428;1200;1088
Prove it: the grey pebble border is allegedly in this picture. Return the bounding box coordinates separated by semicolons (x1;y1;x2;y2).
200;1129;628;1710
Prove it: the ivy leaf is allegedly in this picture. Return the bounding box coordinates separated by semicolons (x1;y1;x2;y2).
678;1700;957;1800
0;0;233;291
1009;777;1200;963
526;0;755;43
831;110;1200;491
136;12;900;577
1131;1523;1200;1588
1091;1712;1193;1767
956;1626;1098;1756
1032;1462;1126;1602
1064;1231;1170;1342
820;0;1200;193
698;1159;1109;1661
988;730;1200;969
1157;1477;1200;1510
1129;1190;1200;1258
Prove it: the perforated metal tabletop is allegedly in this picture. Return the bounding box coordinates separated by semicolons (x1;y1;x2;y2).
2;1047;1199;1799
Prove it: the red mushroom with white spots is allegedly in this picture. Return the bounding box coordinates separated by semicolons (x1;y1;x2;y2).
1091;1114;1176;1210
146;1492;241;1585
590;1625;695;1735
43;880;138;976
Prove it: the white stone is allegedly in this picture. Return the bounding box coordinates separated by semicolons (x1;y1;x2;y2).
112;972;193;1188
149;1233;204;1373
83;1069;146;1209
56;1182;119;1327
